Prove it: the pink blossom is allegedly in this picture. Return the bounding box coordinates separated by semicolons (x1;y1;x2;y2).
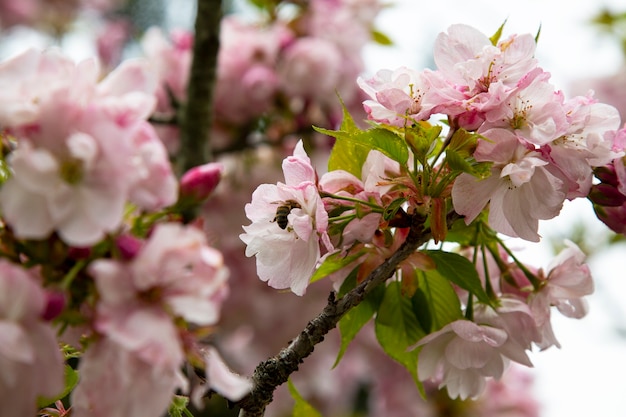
278;37;343;101
482;68;568;145
544;95;623;198
96;18;131;70
0;260;64;416
71;337;187;417
358;67;435;126
474;298;541;357
213;17;288;124
434;24;537;96
126;121;179;211
527;241;592;350
0;48;99;127
0;49;177;246
191;347;253;405
536;240;593;318
240;141;331;295
452;128;566;241
141;27;192;105
92;223;230;329
412;319;528;400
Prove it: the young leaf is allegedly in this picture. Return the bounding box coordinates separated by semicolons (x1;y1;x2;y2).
374;282;425;385
489;19;507;45
415;269;463;332
371;28;394;45
288;379;323;417
424;250;493;306
314;97;370;176
357;127;409;165
310;250;366;284
445;149;475;174
334;282;385;367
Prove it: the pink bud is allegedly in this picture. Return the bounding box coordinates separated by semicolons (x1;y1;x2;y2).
179;162;224;202
41;291;65;321
115;234;144;260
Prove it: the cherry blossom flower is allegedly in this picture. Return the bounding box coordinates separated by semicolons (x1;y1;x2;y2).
71;337;188;417
0;260;64;416
452;128;566;241
433;24;538;95
358;67;435;126
73;223;229;416
91;222;230;331
544;94;623;198
240;141;332;295
0;49;177;246
482;68;568;145
412;319;531;400
191;347;253;405
278;37;343;102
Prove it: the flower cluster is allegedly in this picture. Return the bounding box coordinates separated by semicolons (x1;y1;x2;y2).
360;24;625;242
0;48;250;416
241;23;617;402
0;47;177;246
413;240;593;399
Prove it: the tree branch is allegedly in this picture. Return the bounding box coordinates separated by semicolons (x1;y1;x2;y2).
178;0;222;173
236;212;461;416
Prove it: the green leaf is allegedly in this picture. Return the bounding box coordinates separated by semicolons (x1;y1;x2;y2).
405;123;442;163
445;149;475;174
37;365;79;408
310;250;365;284
448;128;478;156
424;250;492;306
535;23;542;44
315;102;368;177
357;128;409;165
415;269;463;332
334;282;385;367
489;20;507;45
374;282;425;385
327;138;370;177
288;379;323;417
371;28;393;45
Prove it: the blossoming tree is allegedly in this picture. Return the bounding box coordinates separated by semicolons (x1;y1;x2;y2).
0;1;624;417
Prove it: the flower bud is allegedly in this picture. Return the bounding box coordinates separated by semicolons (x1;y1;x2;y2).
115;234;144;260
41;290;65;321
179;162;224;203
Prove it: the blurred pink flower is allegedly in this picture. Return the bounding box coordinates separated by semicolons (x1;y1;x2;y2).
0;49;177;246
0;260;64;416
71;337;187;417
191;347;252;404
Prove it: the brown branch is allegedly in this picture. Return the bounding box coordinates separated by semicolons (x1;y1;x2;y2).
236;212;462;416
178;0;222;173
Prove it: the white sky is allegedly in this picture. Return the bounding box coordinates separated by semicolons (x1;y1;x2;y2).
366;1;626;416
